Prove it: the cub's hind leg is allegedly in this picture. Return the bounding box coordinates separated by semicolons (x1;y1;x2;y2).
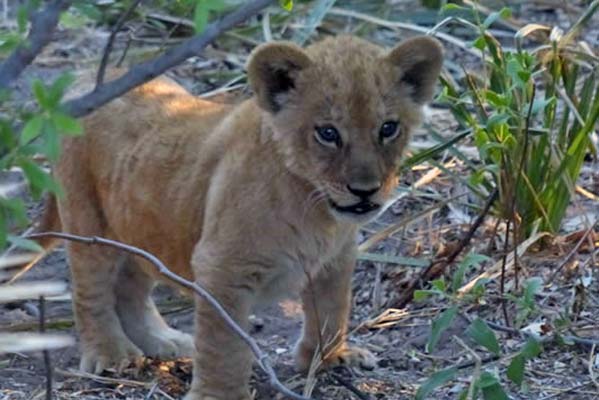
115;260;194;359
56;152;142;374
66;243;143;374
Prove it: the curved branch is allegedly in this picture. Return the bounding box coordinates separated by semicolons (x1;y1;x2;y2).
64;0;273;118
0;0;72;90
27;231;311;400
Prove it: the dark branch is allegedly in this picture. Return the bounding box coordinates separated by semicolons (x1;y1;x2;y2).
27;231;311;400
96;0;143;88
64;0;274;118
0;0;72;90
392;188;499;308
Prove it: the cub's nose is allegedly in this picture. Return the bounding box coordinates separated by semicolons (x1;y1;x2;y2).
347;183;381;198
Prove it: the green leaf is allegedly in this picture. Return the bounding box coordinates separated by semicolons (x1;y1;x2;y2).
451;253;490;293
471;278;490;298
530;97;556;115
17;5;29;33
279;0;293;11
507;354;525;385
20;115;44;144
47;73;75;107
499;7;513;19
60;11;85;29
193;3;209;33
51;112;82;135
415;366;458;400
0;34;22;55
486;112;510;132
441;3;467;12
7;235;43;253
0;198;28;227
523;277;542;307
467;318;500;355
72;2;102;21
18;158;62;199
483;7;512;29
520;337;542;359
472;35;486;50
193;0;228;33
478;372;509;400
431;278;446;292
31;80;50;110
485;91;509;108
414;290;439;301
0;120;16;153
426;306;458;353
41;121;61;162
402;129;471;170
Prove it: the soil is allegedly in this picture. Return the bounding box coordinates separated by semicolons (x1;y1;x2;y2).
1;1;599;399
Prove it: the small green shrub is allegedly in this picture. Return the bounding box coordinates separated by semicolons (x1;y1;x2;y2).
439;3;599;237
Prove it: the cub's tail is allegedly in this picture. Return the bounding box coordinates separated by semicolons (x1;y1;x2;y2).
1;195;62;283
33;194;62;247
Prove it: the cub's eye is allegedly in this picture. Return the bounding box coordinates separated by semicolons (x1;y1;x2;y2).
379;120;400;142
314;125;341;148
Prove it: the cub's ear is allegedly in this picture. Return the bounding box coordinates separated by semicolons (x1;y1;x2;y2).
384;36;444;104
247;42;312;113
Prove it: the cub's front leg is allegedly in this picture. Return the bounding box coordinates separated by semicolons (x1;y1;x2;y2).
295;243;377;372
184;254;256;400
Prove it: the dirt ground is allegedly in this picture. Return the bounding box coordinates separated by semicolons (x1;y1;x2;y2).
1;1;599;399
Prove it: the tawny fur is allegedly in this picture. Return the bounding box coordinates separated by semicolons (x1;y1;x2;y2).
41;35;443;400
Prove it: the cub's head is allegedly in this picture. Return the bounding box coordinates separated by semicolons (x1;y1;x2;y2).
247;35;443;224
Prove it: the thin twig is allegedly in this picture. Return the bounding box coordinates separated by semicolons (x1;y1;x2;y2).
546;222;597;284
455;354;500;370
96;0;143;87
145;382;159;400
63;0;273;118
392;188;498;308
483;318;599;348
302;270;325;398
499;218;511;327
589;344;599;391
498;85;536;328
0;0;72;90
331;372;371;400
39;296;53;400
27;231;310;400
453;335;481;400
55;368;151;388
537;381;592;400
328;7;483;58
511;84;537;291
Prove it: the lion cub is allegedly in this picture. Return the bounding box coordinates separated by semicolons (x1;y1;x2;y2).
45;35;442;399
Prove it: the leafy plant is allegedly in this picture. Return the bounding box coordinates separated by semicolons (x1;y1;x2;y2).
439;3;599;237
504;277;543;327
0;71;81;250
414;252;492;353
414;252;544;399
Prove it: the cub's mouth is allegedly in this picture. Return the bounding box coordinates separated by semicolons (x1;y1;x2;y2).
329;199;380;215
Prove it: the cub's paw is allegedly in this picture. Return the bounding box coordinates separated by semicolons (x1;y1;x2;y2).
183;390;251;400
79;338;143;375
324;345;378;370
141;328;194;359
295;343;377;372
